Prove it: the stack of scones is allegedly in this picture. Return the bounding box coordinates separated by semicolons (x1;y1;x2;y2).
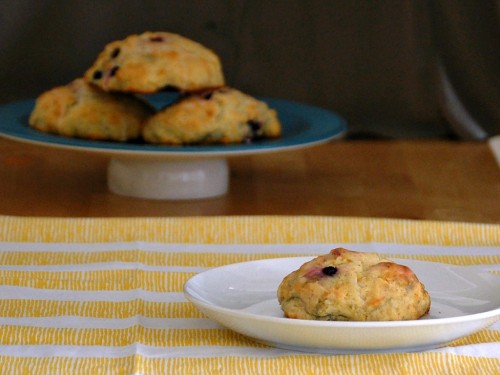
29;31;281;145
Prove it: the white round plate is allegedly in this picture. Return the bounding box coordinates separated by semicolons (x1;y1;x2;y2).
184;257;500;354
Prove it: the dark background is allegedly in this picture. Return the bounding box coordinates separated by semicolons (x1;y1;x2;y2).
1;1;497;139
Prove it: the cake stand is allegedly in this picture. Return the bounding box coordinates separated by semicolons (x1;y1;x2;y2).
0;97;346;200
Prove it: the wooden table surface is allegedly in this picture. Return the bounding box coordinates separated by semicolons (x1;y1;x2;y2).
0;138;499;223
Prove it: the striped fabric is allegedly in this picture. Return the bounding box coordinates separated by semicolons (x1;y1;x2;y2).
0;215;498;375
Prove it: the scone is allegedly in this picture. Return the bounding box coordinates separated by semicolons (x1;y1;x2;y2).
29;78;154;141
142;87;281;145
277;248;431;321
84;31;225;93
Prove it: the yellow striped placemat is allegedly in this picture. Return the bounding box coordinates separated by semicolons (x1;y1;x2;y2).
1;354;497;375
0;215;498;375
1;215;498;245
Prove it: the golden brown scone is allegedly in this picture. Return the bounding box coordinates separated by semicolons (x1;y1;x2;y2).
277;248;431;321
142;87;281;145
84;31;225;94
29;79;154;141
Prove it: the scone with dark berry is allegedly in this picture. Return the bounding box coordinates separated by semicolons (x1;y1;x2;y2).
277;248;431;321
84;31;225;94
142;87;281;145
29;78;154;141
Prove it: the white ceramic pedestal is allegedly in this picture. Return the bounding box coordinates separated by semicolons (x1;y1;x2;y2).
107;157;229;200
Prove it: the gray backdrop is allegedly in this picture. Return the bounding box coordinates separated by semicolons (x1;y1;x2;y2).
2;0;496;138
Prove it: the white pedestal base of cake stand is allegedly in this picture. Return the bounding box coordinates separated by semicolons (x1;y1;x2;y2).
107;157;229;200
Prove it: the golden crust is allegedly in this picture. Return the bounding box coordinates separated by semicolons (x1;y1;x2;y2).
29;79;154;141
277;248;431;321
142;87;281;145
84;31;225;93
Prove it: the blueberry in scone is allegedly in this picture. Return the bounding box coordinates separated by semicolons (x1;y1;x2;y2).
277;248;431;321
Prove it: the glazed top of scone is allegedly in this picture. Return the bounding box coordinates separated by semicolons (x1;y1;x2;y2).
84;31;225;94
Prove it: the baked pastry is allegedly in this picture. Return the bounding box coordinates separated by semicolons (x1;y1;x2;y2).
84;31;225;93
29;79;154;141
277;248;431;321
142;87;281;145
